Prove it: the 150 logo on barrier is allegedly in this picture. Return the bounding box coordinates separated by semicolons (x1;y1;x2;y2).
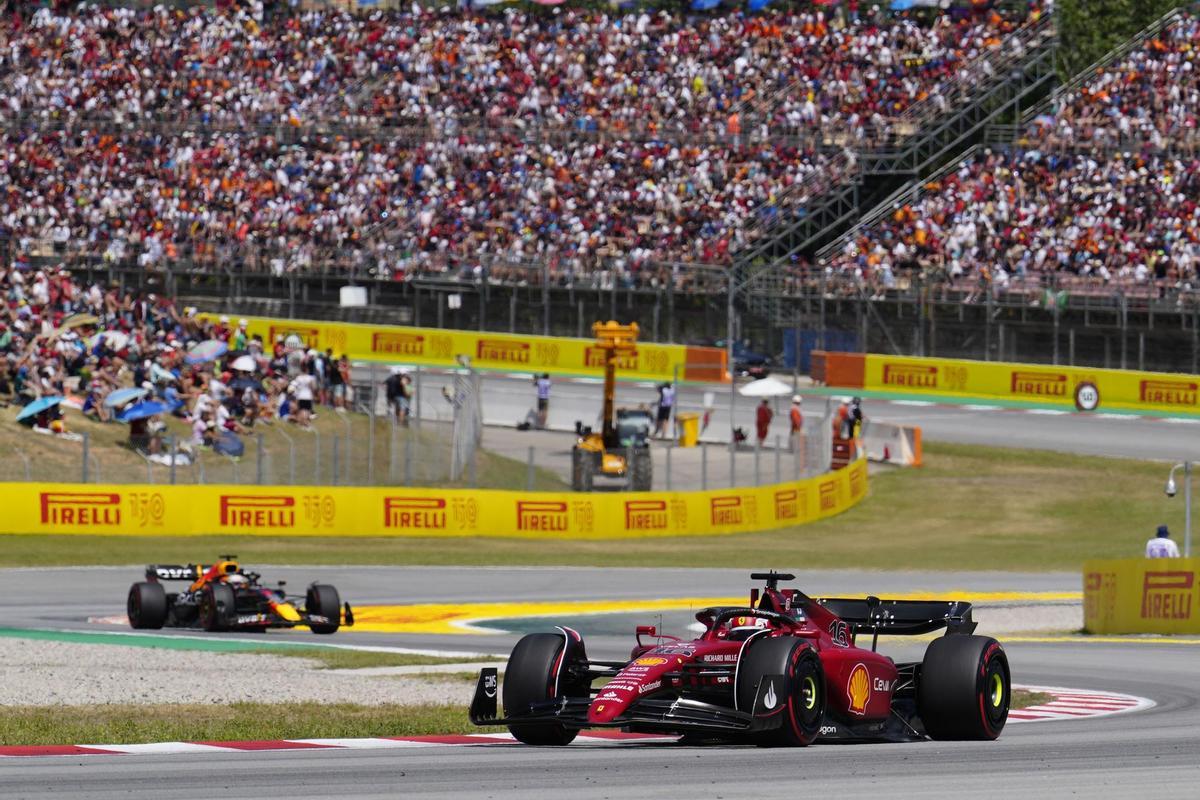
40;492;120;526
128;491;166;528
220;495;295;529
1140;572;1194;621
819;480;839;511
586;347;637;370
268;325;321;349
384;497;447;530
517;500;568;532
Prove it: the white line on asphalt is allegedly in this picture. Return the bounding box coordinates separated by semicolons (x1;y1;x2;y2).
1026;409;1070;415
962;405;1002;411
887;400;935;407
1162;417;1200;424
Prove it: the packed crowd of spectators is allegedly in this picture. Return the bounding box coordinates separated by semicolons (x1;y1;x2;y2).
0;1;1041;279
0;264;352;457
825;11;1200;300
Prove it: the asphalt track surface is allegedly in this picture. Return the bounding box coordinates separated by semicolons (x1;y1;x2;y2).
375;368;1200;462
8;375;1200;795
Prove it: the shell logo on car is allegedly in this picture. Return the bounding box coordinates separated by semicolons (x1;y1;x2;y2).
847;663;871;715
634;657;669;667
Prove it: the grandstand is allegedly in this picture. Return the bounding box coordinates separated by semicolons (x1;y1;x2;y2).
2;1;1197;374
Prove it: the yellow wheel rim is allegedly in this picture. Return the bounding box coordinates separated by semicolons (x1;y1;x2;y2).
802;676;817;711
990;673;1004;708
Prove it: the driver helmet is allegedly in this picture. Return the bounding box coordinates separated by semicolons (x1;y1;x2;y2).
225;573;249;586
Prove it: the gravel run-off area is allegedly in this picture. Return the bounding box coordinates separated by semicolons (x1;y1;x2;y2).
0;640;474;707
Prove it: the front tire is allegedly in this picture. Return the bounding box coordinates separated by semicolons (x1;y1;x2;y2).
737;636;825;746
199;582;236;632
918;635;1010;740
307;584;341;634
127;582;167;629
503;631;588;745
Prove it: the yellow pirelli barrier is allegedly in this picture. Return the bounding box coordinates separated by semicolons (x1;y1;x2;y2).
1083;558;1200;634
199;314;728;384
817;351;1200;416
7;460;866;539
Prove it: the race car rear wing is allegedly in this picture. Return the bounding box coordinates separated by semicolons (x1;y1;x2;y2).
815;597;977;637
145;563;239;581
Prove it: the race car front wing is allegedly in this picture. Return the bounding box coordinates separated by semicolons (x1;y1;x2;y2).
469;668;786;735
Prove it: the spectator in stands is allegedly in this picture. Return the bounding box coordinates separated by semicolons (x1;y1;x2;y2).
1145;525;1181;558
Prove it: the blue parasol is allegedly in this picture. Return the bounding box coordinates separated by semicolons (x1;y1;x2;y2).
748;0;772;10
104;386;149;409
691;0;722;9
16;396;63;422
185;339;229;365
116;400;169;423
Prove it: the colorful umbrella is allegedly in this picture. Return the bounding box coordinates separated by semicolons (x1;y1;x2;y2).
61;313;100;329
748;0;772;10
230;354;257;372
691;0;721;9
185;339;229;365
103;386;149;408
88;330;130;351
16;396;63;422
116;400;169;423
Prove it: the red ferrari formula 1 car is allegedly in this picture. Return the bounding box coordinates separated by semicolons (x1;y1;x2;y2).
470;572;1009;745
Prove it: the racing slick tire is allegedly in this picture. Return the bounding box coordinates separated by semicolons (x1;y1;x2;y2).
127;582;168;630
199;582;237;632
630;449;652;491
306;584;341;634
737;636;825;747
503;631;589;746
918;635;1010;741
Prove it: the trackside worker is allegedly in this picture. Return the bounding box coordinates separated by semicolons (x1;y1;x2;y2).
789;394;804;457
1146;525;1181;558
535;373;551;429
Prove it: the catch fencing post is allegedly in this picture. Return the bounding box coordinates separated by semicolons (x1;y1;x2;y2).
527;447;535;491
404;431;413;486
626;447;634;491
754;440;761;486
389;416;398;482
81;432;90;483
313;429;321;484
729;439;736;489
774;435;781;484
277;427;296;485
168;435;177;485
414;365;422;429
665;444;672;491
16;450;30;481
256;434;265;485
367;364;377;484
341;414;353;485
332;436;340;487
701;442;708;491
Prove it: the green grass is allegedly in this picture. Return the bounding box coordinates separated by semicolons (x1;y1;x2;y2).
252;649;497;670
1013;690;1051;710
0;691;1051;745
0;703;497;746
0;442;1181;571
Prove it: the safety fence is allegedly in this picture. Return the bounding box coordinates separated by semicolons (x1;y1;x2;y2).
1084;558;1200;635
6;458;867;539
814;352;1200;417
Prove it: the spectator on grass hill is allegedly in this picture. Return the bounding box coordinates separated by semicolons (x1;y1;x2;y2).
1145;525;1181;558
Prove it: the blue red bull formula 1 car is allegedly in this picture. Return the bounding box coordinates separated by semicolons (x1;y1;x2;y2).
470;572;1009;745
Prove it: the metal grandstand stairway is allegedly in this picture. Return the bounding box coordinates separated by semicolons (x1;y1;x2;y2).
734;12;1060;333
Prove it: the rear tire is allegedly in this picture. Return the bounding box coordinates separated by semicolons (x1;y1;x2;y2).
307;584;341;634
736;637;825;747
127;582;167;630
199;582;236;632
918;635;1010;740
503;632;588;745
631;449;652;491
